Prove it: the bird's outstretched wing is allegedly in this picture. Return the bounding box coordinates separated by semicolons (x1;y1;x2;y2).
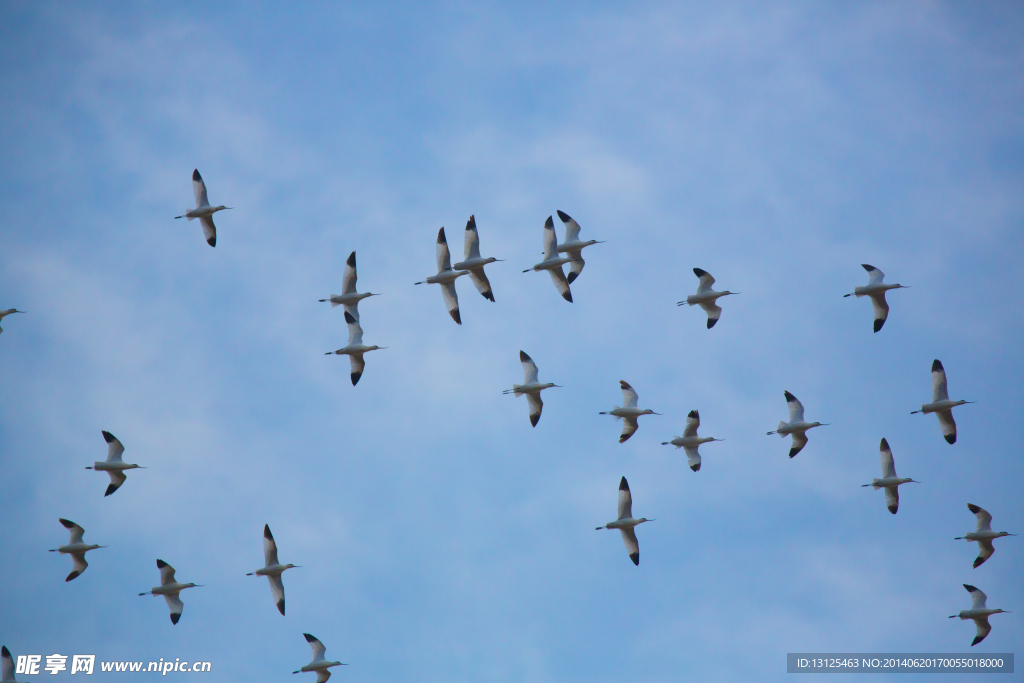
435;227;452;272
263;524;279;567
879;438;897;478
789;431;808;458
441;282;461;324
699;301;722;328
566;254;585;284
683;410;700;438
192;169;210;207
269;573;286;615
60;518;85;545
617;476;633;520
974;539;995;569
342;252;358;295
619;417;639;443
463;215;481;260
103;431;125;462
965;584;988;610
345;311;364;346
620;527;640;565
557;210;582;243
547;267;572;302
67;552;89;581
937;409;957;445
684;446;701;472
164;593;184;624
884;486;899;514
542;216;558;260
869;292;889;333
784;391;805;423
157;559;177;586
2;645;17;682
468;268;494;302
526;393;543;428
862;263;885;285
519;351;539;384
931;359;949;402
694;268;716;293
349;354;365;386
199;216;217;247
972;616;992;647
304;633;328;662
968;504;993;532
620;381;639;409
105;470;127;497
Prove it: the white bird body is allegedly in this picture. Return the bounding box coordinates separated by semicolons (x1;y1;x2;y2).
247;524;299;615
949;584;1010;646
85;431;144;497
678;268;738;328
911;359;974;444
325;312;385;385
293;633;346;681
600;380;660;443
861;438;918;514
319;251;380;320
955;504;1016;568
451;215;503;302
415;227;469;324
661;410;721;472
49;518;105;582
0;308;24;335
524;216;573;302
503;351;560;427
595;476;653;566
554;210;604;284
2;646;26;683
138;559;201;625
174;169;230;247
844;264;908;332
767;391;827;457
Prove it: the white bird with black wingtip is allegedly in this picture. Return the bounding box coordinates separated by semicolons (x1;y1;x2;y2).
49;518;105;582
595;476;654;566
912;359;974;444
661;410;722;472
293;633;346;682
138;559;202;625
600;380;661;443
85;431;145;497
174;169;231;247
554;210;604;284
956;504;1017;568
861;438;919;514
523;216;573;303
949;584;1010;646
452;215;503;302
0;308;24;335
247;524;300;615
843;264;908;333
319;251;380;321
415;227;469;324
503;351;560;427
325;311;386;386
767;391;828;458
2;646;26;683
678;268;738;329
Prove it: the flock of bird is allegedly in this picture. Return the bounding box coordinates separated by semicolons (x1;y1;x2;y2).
1;168;1017;679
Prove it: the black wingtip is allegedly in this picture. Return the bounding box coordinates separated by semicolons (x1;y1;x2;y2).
619;476;629;491
2;646;10;657
450;308;462;325
530;413;540;427
556;209;571;222
932;359;943;372
873;318;884;333
104;483;119;497
693;267;708;278
880;438;890;451
861;264;876;272
344;311;357;325
482;290;495;302
888;505;898;514
973;556;985;568
264;524;274;540
706;318;717;329
629;552;639;566
971;635;983;646
102;431;117;443
206;235;216;247
346;251;356;267
436;227;446;243
688;410;698;419
519;350;531;362
466;215;476;231
170;612;180;625
967;503;981;514
964;584;978;592
789;447;801;458
690;463;700;472
566;271;578;284
157;559;168;568
192;169;201;181
351;372;361;386
277;599;285;615
65;570;81;582
784;391;797;402
619;434;631;443
945;433;956;445
562;291;573;303
59;518;76;529
304;633;318;643
544;216;554;229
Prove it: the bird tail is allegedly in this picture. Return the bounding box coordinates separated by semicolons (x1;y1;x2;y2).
777;421;787;436
511;385;524;397
328;296;341;307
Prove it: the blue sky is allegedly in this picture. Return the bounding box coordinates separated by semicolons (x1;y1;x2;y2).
1;2;1022;681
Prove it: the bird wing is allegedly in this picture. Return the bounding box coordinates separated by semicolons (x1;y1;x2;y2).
305;634;328;662
698;301;722;327
683;410;699;437
519;350;540;384
526;392;543;427
879;438;897;478
157;559;177;586
966;584;988;610
557;210;582;243
620;380;639;409
931;359;949;402
269;573;286;614
862;263;884;284
975;539;995;568
694;268;716;293
683;446;701;472
784;391;805;423
566;254;585;284
972;615;992;646
103;431;125;462
163;592;184;616
547;266;572;302
884;486;899;514
263;525;279;567
346;313;364;346
542;216;558;259
789;431;808;458
435;227;452;272
937;410;957;443
199;216;217;247
463;215;481;260
70;551;89;576
617;477;633;520
619;416;639;443
440;282;461;324
316;671;332;683
969;504;993;532
192;169;210;207
620;527;640;565
342;252;358;294
2;645;16;681
468;268;494;302
349;354;365;386
869;292;889;332
105;470;127;496
61;518;85;545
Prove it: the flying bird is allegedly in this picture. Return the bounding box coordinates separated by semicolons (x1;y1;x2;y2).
246;524;300;615
911;359;974;444
595;476;654;566
293;633;347;682
174;169;231;247
415;227;469;324
523;216;573;302
452;215;503;302
2;646;26;683
949;584;1010;646
49;518;105;582
767;391;828;458
677;268;738;329
318;251;380;321
138;559;202;625
661;410;722;472
325;311;386;385
0;309;24;335
502;351;561;427
843;264;908;333
600;381;660;443
861;438;919;514
85;431;145;497
554;210;604;284
955;504;1017;568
